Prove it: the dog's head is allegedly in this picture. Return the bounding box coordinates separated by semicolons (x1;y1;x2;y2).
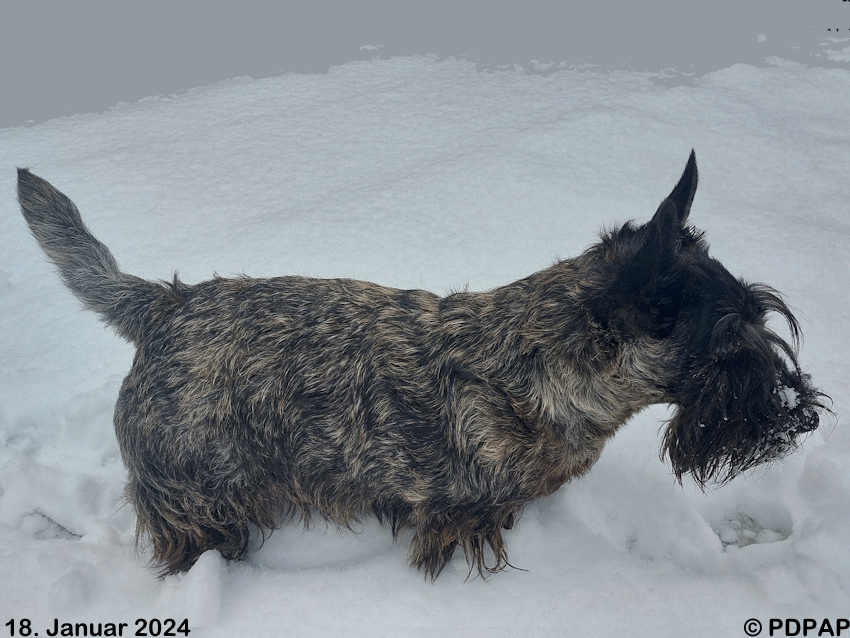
661;277;826;488
593;151;829;488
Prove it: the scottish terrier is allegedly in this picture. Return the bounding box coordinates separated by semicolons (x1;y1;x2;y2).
17;151;826;578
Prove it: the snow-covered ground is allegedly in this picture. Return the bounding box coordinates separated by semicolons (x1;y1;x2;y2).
1;53;849;637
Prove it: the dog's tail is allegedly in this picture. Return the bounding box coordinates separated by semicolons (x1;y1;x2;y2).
17;169;180;345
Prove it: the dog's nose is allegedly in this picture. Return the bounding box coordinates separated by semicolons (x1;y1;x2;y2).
793;408;819;433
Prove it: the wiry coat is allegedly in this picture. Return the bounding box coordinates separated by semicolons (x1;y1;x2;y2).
16;152;825;578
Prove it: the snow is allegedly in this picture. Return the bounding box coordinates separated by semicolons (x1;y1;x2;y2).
1;54;848;637
778;386;800;411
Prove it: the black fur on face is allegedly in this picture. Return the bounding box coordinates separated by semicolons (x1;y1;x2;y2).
662;269;827;488
604;152;830;488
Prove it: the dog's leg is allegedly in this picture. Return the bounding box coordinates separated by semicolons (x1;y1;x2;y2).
407;505;516;579
126;472;254;575
407;518;460;580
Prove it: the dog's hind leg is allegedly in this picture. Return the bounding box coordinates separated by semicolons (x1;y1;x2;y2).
126;472;254;576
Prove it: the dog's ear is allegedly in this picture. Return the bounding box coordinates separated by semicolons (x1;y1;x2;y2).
617;200;676;297
601;199;683;336
590;153;697;336
618;150;698;302
654;149;698;225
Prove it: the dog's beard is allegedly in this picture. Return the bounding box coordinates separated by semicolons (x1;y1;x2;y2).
661;368;826;489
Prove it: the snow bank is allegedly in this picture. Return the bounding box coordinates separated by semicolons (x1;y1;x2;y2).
0;56;848;636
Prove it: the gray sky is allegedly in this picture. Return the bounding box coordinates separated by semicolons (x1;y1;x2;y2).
2;0;848;129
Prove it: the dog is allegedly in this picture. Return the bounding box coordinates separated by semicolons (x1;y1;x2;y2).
17;152;826;579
